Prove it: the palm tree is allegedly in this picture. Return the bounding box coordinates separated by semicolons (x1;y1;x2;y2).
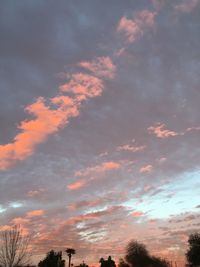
66;248;76;267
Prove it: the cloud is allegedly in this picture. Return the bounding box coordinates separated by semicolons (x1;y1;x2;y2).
148;123;179;138
67;180;87;191
174;0;200;13
27;188;45;198
26;209;45;218
59;73;103;99
117;143;146;152
75;161;121;177
67;199;102;211
79;56;116;79
148;124;200;139
65;205;125;225
117;10;156;43
151;0;165;10
130;211;144;217
0;96;79;170
68;161;122;190
140;164;153;173
67;192;128;211
186;126;200;132
0;55;114;170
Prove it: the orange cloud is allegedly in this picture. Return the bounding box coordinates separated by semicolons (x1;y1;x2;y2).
0;96;78;170
0;66;107;170
26;209;45;218
79;56;116;79
67;180;86;190
148;123;179;138
75;161;121;177
117;10;156;43
117;16;142;43
130;211;144;217
140;164;153;173
0;225;12;231
59;73;103;99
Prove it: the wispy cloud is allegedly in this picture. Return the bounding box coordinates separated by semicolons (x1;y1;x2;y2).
140;164;153;173
117;143;146;153
75;161;121;178
174;0;200;13
148;123;179;138
79;56;116;79
117;10;156;43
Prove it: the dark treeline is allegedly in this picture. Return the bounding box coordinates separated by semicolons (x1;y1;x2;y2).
0;226;200;267
35;232;200;267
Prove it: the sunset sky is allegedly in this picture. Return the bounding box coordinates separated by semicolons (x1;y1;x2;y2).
0;1;200;266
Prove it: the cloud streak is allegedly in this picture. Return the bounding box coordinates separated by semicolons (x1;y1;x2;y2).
0;57;115;170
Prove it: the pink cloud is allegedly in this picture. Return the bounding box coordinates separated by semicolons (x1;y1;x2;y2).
117;144;146;152
67;192;128;211
67;180;87;191
130;211;144;217
0;97;78;170
75;161;121;178
117;10;156;43
27;188;45;198
26;209;45;218
67;199;102;211
140;164;153;173
117;16;142;43
0;225;12;231
0;65;107;170
65;206;124;225
59;73;103;99
174;0;199;13
186;126;200;132
148;123;179;138
79;56;116;79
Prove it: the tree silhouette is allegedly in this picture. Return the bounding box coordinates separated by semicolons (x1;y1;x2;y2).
65;248;76;267
149;256;169;267
118;258;130;267
186;232;200;267
124;240;169;267
0;225;31;267
100;256;116;267
125;240;150;267
38;250;65;267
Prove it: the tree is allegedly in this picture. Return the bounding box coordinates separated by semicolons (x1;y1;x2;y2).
100;256;116;267
125;240;150;267
149;256;169;267
186;232;200;267
118;258;130;267
124;240;169;267
0;225;31;267
38;250;65;267
65;248;75;267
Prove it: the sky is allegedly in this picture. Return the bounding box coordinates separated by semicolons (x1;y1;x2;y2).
0;0;200;266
